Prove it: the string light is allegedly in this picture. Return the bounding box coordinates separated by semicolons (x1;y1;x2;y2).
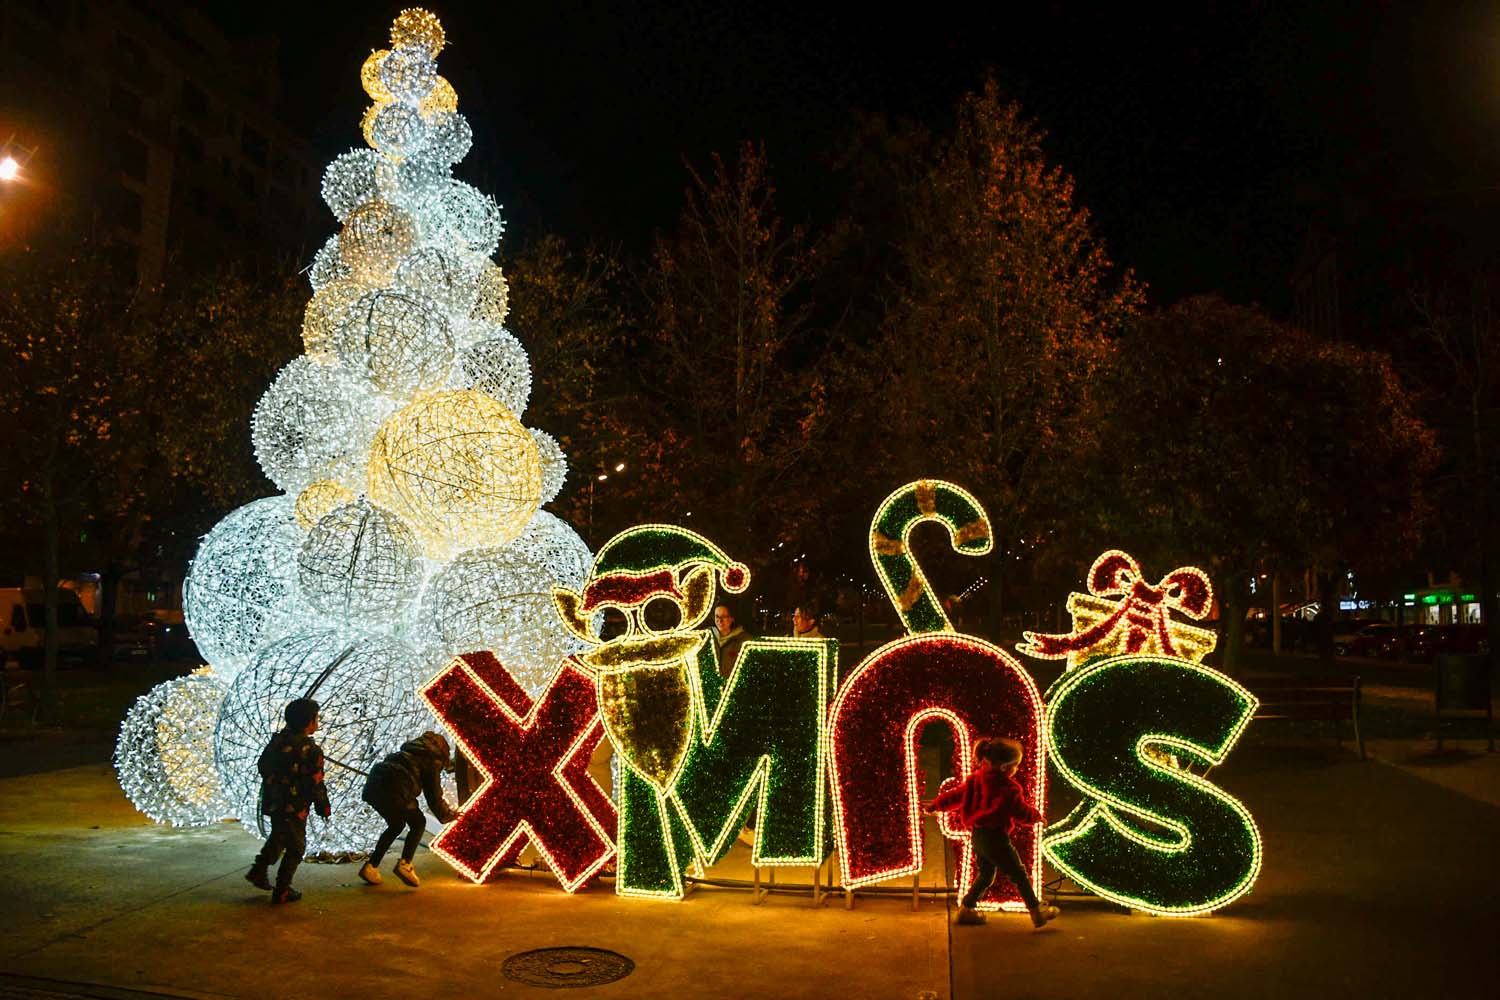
183;496;309;678
1042;654;1262;917
301;278;365;362
251;356;389;493
322;148;385;221
528;428;567;505
423;541;591;698
334;288;454;396
308;234;352;290
421;652;616;892
297;499;424;623
339;200;419;283
828;633;1046;911
214;628;430;855
114;669;231;827
459;331;532;414
470;261;511;325
1016;550;1217;670
391;8;447;57
367;389;543;554
294;479;355;530
868;480;993;635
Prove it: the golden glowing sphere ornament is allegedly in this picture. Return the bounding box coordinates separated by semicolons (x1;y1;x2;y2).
294;479;356;530
367;389;542;553
391;8;447;58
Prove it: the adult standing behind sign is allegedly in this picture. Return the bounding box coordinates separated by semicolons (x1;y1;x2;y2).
713;605;751;677
792;606;824;640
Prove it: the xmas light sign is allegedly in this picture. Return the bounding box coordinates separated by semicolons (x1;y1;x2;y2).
422;481;1262;918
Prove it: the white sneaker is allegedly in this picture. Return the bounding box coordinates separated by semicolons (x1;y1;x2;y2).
394;859;420;887
358;861;382;885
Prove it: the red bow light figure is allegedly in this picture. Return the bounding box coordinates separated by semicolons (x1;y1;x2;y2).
1016;550;1217;669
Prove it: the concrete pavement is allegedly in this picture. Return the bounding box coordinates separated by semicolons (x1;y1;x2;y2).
1;731;1497;999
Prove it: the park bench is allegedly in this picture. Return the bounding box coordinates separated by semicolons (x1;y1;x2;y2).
1249;674;1364;759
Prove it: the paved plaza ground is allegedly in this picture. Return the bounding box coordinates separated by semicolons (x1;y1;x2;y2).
0;666;1496;998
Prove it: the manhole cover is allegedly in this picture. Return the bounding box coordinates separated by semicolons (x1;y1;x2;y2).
501;947;634;989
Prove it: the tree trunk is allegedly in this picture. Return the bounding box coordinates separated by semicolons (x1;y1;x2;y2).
1315;570;1340;665
1271;571;1283;654
96;562;121;669
1218;572;1248;677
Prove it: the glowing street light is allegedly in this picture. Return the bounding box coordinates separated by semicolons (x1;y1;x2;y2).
0;156;18;182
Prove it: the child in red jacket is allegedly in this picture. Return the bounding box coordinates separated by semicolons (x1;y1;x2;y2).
923;736;1059;928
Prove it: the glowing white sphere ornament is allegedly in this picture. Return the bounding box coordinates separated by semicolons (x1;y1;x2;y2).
418;180;503;257
459;331;532;415
421;111;472;166
322;148;384;221
394;246;478;315
470;262;510;325
367;389;542;553
528;428;568;505
308;234;352;290
423;543;587;696
252;356;390;493
213;629;429;855
183;496;309;676
379;46;438;105
335;288;454;396
115;670;233;827
369;103;429;158
297;500;423;622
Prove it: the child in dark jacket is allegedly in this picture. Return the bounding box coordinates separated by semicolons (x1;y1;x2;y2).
358;731;459;888
246;698;331;904
923;736;1059;928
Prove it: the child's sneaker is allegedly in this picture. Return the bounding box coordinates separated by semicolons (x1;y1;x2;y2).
393;859;420;887
245;865;271;891
358;861;382;885
956;906;987;925
1030;903;1060;928
271;886;302;904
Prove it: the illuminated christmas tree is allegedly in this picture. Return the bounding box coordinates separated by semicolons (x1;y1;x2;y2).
118;9;593;853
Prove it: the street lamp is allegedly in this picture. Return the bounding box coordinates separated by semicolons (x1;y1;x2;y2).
0;156;18;182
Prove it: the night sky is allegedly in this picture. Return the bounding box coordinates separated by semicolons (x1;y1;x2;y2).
210;1;1500;313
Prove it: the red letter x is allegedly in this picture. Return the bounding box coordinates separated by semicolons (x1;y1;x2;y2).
421;652;616;892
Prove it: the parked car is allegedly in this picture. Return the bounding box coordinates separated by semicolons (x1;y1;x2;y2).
1334;622;1393;658
108;613;158;661
0;588;98;667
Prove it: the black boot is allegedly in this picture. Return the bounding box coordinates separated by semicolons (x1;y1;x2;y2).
246;864;272;891
271;886;302;904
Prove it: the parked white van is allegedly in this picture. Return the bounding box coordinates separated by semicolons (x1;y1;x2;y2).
0;589;98;667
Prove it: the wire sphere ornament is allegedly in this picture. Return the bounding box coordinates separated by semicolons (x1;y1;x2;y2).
322;148;385;221
252;356;390;494
368;103;429;159
213;628;429;855
298;500;424;623
295;480;356;530
511;511;594;598
469;261;510;325
308;234;352;291
184;496;311;676
340;200;418;283
360;50;394;104
376;150;451;211
115;670;233;827
335;288;455;397
301;278;365;361
394;246;478;316
459;331;532;416
379;45;438;105
418;180;504;257
528;428;568;505
423;543;586;696
367;389;542;553
391;8;446;58
421;111;472;167
419;77;458;119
